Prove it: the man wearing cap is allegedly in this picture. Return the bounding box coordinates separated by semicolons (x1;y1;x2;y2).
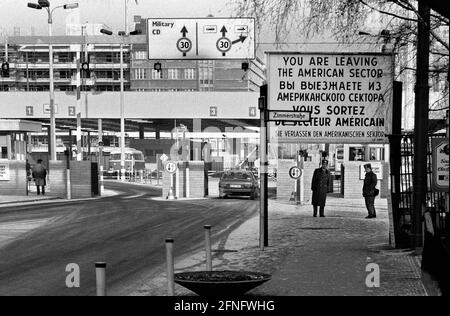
311;159;330;217
363;163;378;218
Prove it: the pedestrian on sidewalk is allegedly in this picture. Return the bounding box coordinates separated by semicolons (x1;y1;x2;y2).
362;163;378;218
32;159;47;196
311;159;330;217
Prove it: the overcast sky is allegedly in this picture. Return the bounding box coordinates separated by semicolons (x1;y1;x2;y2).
0;0;232;38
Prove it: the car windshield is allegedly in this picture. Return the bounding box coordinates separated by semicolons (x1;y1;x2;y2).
222;172;253;180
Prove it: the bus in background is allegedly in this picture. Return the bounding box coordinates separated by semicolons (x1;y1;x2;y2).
107;147;146;172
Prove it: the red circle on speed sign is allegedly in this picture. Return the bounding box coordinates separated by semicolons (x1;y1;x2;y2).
165;161;177;174
289;167;302;179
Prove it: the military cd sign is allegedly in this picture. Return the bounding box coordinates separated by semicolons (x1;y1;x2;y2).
147;18;255;60
267;53;394;144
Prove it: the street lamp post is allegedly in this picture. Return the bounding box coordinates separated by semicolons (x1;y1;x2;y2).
120;43;126;180
100;28;141;181
27;1;79;162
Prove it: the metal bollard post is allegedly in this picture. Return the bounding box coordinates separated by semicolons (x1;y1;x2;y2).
166;238;175;296
95;262;107;296
204;225;212;271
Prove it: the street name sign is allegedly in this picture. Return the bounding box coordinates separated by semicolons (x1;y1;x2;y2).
431;138;449;192
268;111;311;122
267;52;394;144
147;18;255;60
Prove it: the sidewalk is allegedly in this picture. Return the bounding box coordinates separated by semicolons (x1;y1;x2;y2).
131;197;432;296
0;195;59;205
0;188;120;207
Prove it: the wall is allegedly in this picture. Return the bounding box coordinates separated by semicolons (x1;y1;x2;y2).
276;159;296;203
47;161;94;199
162;161;205;199
0;160;27;195
276;159;319;204
302;161;318;203
70;161;94;199
48;161;66;198
343;161;390;199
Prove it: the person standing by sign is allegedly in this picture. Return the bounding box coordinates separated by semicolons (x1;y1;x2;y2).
363;163;378;218
311;159;330;217
32;159;47;196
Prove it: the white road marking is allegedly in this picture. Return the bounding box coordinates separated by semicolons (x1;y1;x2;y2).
122;194;146;200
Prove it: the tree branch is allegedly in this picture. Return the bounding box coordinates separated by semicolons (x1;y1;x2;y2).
359;0;418;22
402;0;450;51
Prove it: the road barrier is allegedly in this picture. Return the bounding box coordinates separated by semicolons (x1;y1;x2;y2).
204;225;212;271
95;262;107;296
164;225;214;296
166;238;175;296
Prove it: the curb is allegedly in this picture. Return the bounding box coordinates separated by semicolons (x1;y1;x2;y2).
0;197;61;206
0;190;121;208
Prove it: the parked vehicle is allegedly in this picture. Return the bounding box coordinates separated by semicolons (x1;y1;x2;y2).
219;170;259;200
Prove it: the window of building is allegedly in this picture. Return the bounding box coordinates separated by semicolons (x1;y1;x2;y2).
151;69;163;79
168;68;179;80
1;146;8;159
198;60;214;91
184;68;196;79
135;68;147;80
134;51;147;60
59;70;71;79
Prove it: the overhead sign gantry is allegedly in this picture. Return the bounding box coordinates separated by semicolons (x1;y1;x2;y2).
147;18;255;60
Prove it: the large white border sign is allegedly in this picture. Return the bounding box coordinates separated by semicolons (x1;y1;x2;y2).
267;52;394;144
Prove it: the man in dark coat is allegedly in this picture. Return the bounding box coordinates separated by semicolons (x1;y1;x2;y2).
362;163;378;218
311;159;330;217
32;159;47;195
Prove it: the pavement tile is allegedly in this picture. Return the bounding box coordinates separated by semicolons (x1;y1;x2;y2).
134;197;430;296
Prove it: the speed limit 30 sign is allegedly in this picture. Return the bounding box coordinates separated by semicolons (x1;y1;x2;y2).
289;167;302;179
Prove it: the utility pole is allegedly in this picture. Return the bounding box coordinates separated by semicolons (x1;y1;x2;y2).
412;0;430;249
259;84;268;250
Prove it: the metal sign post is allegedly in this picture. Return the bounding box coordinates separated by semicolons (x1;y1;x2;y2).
165;161;178;200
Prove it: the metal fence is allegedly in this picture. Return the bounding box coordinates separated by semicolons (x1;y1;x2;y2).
395;133;448;248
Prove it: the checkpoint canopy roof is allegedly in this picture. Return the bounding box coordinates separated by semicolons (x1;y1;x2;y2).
0;120;42;133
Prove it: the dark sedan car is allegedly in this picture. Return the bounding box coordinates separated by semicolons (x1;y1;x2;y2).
219;170;259;199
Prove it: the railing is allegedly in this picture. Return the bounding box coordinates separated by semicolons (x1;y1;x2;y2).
394;133;448;248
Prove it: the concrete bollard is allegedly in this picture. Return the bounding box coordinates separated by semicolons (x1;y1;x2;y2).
99;165;104;195
166;238;175;296
204;225;212;271
95;262;107;296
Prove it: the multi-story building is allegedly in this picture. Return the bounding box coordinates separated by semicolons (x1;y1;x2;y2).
1;24;131;92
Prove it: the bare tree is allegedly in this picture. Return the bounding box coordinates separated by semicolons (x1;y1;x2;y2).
233;0;449;114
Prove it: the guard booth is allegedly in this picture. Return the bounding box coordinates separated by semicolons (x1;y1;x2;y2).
0;119;42;195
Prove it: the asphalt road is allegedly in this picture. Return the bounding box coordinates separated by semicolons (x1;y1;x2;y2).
0;181;258;296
